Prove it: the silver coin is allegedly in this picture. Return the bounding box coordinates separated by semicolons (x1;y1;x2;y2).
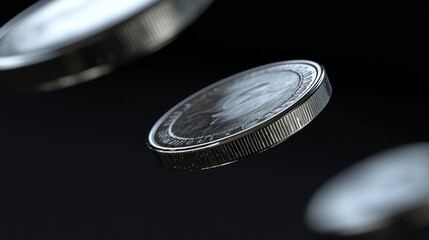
0;0;213;91
148;60;332;170
306;142;429;239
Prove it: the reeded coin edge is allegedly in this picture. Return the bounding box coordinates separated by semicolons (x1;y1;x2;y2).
150;72;332;170
0;0;213;91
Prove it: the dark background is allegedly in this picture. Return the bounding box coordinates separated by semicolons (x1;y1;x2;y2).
1;1;428;239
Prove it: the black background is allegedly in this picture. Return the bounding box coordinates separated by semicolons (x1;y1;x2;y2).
1;1;428;240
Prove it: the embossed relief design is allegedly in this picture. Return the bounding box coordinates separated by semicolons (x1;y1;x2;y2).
172;70;301;138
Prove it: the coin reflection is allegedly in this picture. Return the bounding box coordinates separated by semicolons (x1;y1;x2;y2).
306;142;429;239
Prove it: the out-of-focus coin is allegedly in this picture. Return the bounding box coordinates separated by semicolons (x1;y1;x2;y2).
148;60;332;170
0;0;213;91
306;142;429;239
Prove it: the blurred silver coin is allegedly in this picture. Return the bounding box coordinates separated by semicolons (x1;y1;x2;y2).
306;142;429;239
0;0;213;91
148;60;332;170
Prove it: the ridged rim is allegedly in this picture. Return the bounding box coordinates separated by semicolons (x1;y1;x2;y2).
0;0;213;91
150;69;332;170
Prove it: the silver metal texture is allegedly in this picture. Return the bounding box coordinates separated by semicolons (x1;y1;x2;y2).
306;142;429;239
148;60;332;170
0;0;213;91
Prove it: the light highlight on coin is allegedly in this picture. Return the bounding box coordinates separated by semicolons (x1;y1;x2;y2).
0;0;213;91
148;60;332;170
306;142;429;239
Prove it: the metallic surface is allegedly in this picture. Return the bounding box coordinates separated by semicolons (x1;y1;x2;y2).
306;142;429;239
0;0;213;91
148;60;332;170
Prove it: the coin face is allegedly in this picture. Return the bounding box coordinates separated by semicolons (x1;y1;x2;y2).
148;60;332;170
306;142;429;238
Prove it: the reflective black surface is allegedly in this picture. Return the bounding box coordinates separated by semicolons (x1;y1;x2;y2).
1;1;428;239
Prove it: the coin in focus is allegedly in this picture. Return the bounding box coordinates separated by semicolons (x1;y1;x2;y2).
148;60;332;170
0;0;213;91
305;142;429;239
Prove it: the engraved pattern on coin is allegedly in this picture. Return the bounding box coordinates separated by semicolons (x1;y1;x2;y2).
187;82;273;126
175;71;300;137
151;62;319;149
